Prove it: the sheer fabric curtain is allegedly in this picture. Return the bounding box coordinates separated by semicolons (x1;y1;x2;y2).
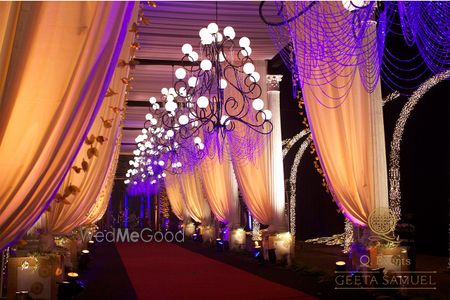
230;61;287;231
0;2;134;249
178;170;211;224
43;11;137;233
165;173;188;222
289;3;389;225
82;138;121;225
198;153;239;226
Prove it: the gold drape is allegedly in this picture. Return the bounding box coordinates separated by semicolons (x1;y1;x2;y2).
198;153;239;226
230;62;287;230
165;173;187;221
290;3;389;225
43;8;137;233
83;133;123;225
178;170;211;224
0;2;133;249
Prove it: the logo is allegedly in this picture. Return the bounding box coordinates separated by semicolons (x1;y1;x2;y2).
368;207;398;243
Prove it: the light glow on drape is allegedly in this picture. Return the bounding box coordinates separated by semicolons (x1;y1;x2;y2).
291;5;389;225
230;63;287;231
44;8;137;233
0;2;134;249
178;170;211;224
198;153;239;226
82;131;123;225
165;173;187;221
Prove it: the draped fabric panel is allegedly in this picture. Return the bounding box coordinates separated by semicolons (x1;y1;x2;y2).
290;4;389;225
230;62;287;231
0;2;134;249
44;7;137;233
198;153;239;226
302;78;388;226
165;173;187;222
82;137;121;225
178;170;211;224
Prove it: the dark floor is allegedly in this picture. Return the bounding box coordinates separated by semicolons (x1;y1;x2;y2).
75;240;449;300
77;242;137;300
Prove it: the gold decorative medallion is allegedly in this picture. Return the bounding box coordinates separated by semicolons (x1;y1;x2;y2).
368;207;398;243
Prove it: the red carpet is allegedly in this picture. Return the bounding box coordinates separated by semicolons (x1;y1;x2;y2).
116;242;317;300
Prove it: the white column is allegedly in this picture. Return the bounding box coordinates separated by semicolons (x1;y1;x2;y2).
266;75;287;232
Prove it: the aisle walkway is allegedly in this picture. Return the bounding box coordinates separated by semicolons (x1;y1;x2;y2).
116;242;317;300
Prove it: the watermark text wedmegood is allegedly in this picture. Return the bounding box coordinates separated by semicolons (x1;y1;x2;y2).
80;228;185;243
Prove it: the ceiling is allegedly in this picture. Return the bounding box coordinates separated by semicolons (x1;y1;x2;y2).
117;1;281;179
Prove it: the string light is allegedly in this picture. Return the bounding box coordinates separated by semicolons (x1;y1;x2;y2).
287;135;311;236
388;70;450;219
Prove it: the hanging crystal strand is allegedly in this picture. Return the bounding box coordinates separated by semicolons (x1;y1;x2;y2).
343;219;353;254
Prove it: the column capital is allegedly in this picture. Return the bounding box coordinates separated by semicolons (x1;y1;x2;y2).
266;75;283;91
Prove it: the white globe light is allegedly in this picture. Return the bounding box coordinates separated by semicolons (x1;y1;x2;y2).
219;52;225;62
151;119;157;125
216;32;223;42
252;98;264;111
241;47;252;56
199;143;205;150
223;26;235;39
243;62;255;74
167;129;174;138
179;87;187;96
141;128;147;134
239;36;250;48
188;76;197;87
165;101;177;112
200;60;212;71
152;103;160;110
207;22;219;33
342;0;365;11
201;34;213;45
197;96;209;108
220;79;227;89
199;27;209;39
220;115;230;125
149;96;157;104
158;160;165;166
179;115;189;125
263;109;272;120
250;72;260;82
175;68;186;79
161;87;168;95
145;113;153;120
189;51;199;62
166;94;174;102
194;136;202;144
181;43;193;55
169;87;176;95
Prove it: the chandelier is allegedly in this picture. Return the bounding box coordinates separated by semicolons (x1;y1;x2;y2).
158;23;273;152
124;90;206;187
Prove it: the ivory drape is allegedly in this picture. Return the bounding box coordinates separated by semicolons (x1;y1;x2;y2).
43;9;137;233
289;3;389;225
178;170;211;224
0;2;134;249
198;153;239;226
230;63;287;231
83;134;123;225
165;173;188;222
